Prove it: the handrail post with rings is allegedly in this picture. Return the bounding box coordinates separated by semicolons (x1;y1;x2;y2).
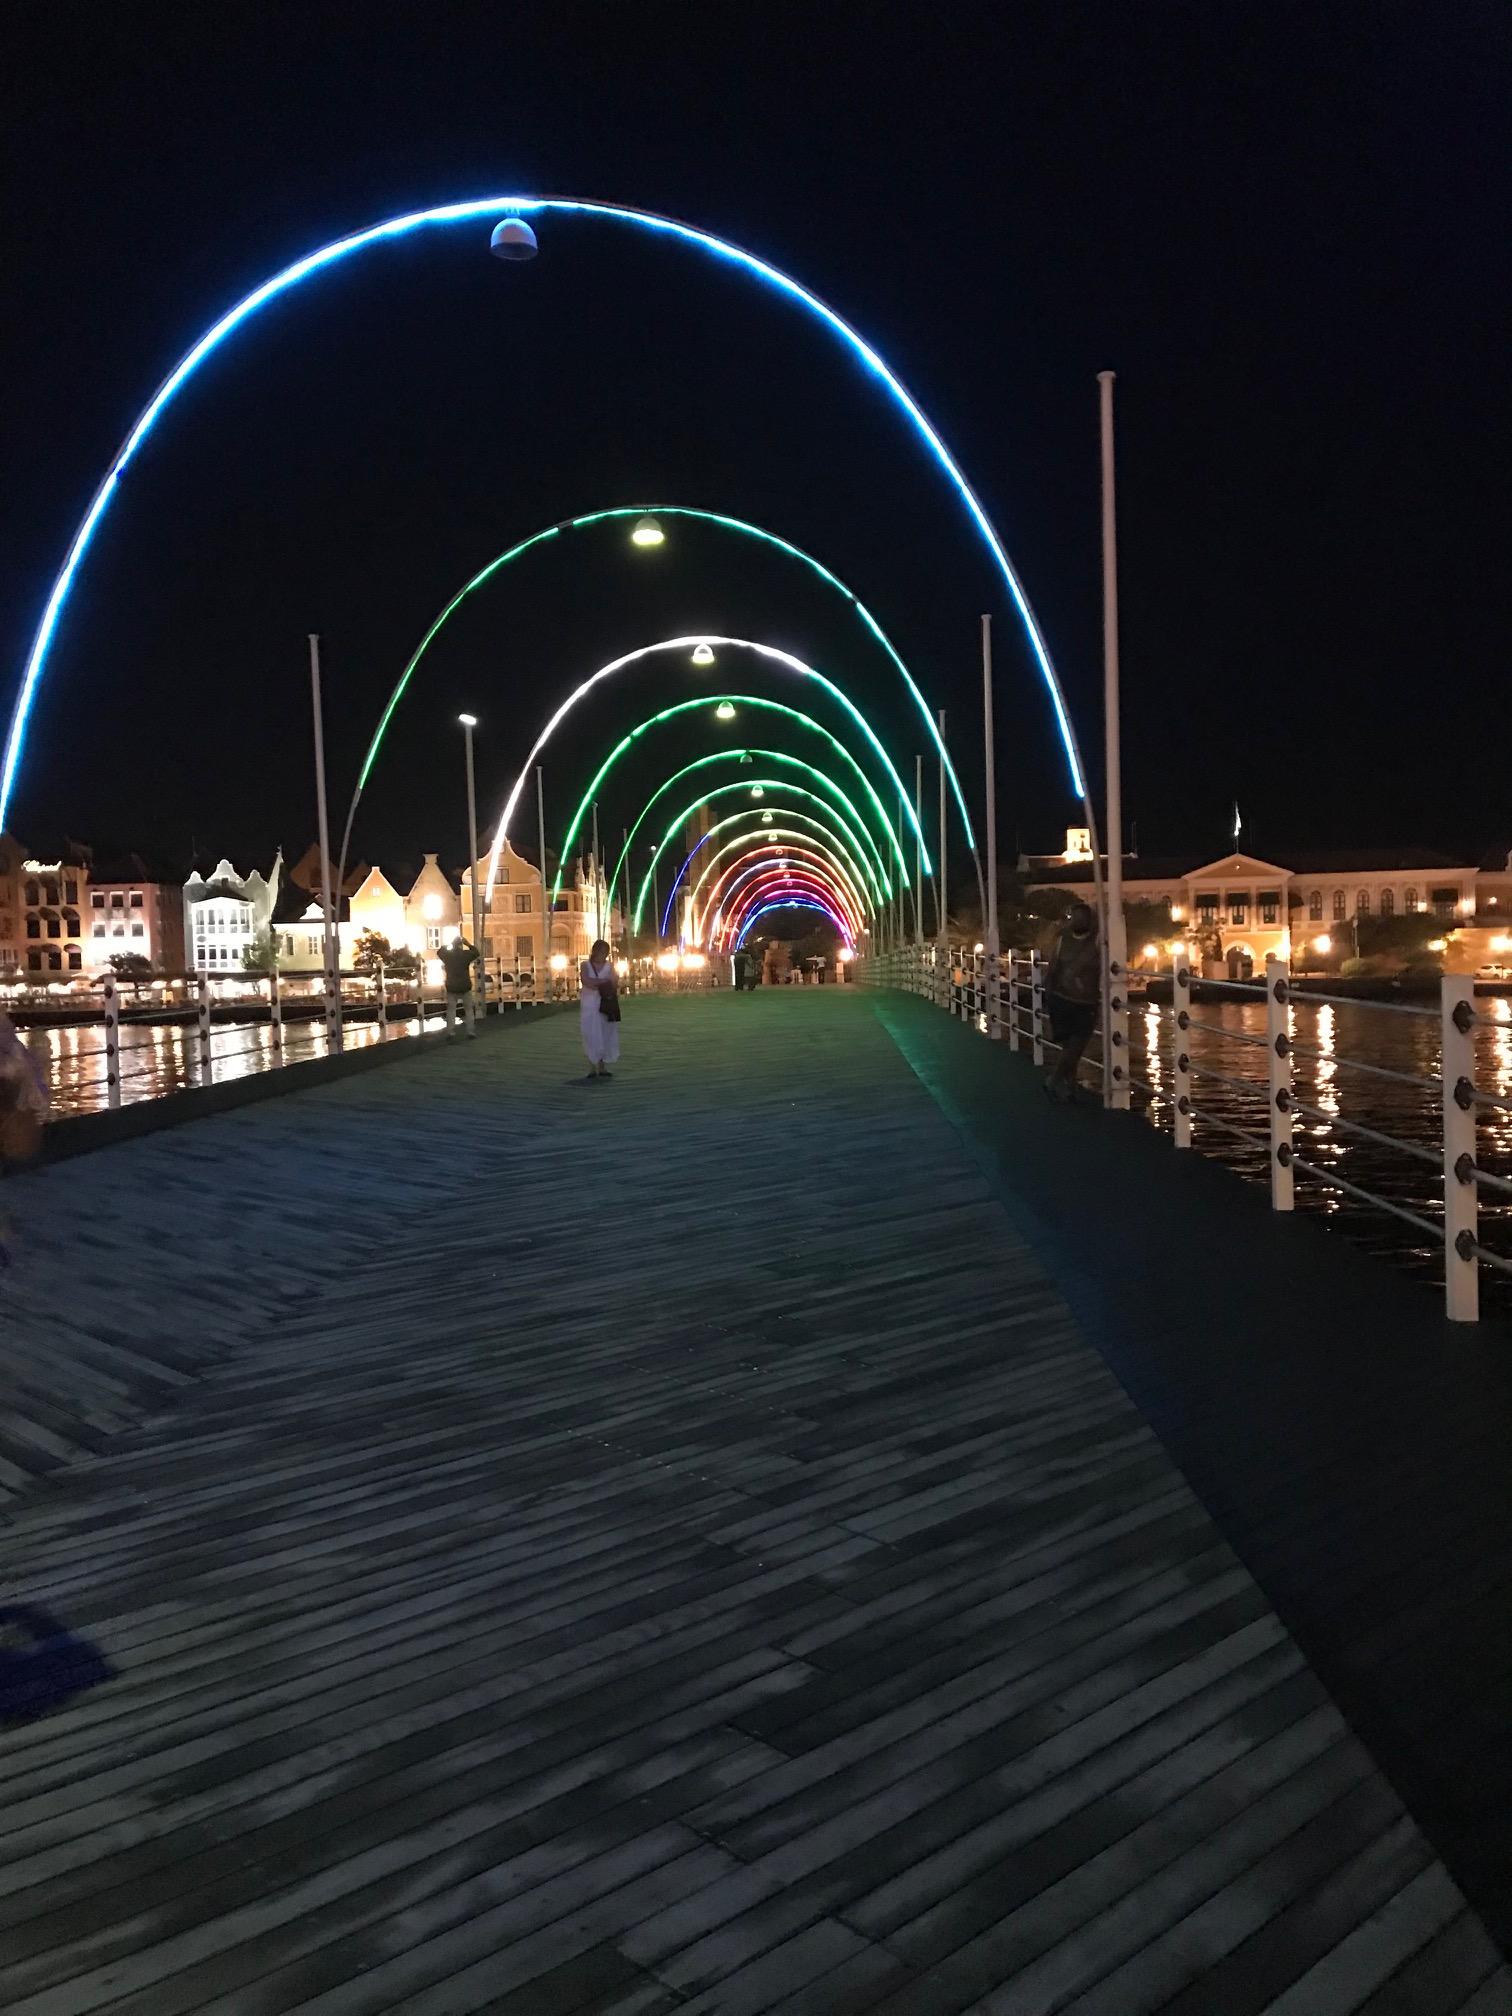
102;978;121;1111
1172;951;1193;1149
1442;974;1479;1324
195;974;212;1078
269;966;284;1058
1030;950;1047;1068
1106;941;1129;1109
1267;955;1295;1211
1006;952;1022;1054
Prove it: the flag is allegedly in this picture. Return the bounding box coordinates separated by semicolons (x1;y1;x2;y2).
1232;802;1242;842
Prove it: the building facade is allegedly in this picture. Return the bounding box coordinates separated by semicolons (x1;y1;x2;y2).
184;858;279;974
87;858;186;974
1022;831;1509;977
0;834;22;978
18;850;89;978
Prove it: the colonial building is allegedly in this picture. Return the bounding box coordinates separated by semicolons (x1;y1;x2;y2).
1022;831;1510;977
459;840;610;981
0;833;22;978
87;856;186;974
183;856;279;974
18;846;89;978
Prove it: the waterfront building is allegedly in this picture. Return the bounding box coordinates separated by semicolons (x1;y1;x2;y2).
86;856;186;974
1022;831;1508;976
17;843;90;978
0;833;22;978
183;856;279;974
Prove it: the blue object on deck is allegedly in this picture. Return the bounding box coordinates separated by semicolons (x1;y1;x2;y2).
0;1605;113;1721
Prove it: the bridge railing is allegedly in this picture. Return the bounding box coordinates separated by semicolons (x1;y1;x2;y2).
858;941;1511;1324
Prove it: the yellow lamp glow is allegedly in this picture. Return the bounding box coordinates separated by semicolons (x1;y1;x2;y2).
422;894;443;921
1312;935;1332;954
715;701;736;720
1141;942;1159;960
750;785;764;799
656;949;680;974
631;516;664;547
549;952;569;973
1491;935;1511;954
1428;938;1448;953
424;958;444;986
691;643;715;667
1170;903;1185;921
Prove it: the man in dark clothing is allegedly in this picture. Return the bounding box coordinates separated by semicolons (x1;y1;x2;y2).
1045;903;1100;1102
438;938;479;1030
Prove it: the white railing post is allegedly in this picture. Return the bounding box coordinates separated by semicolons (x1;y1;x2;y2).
1030;950;1047;1067
985;946;1002;1040
196;973;212;1077
269;967;284;1057
465;987;478;1038
1006;952;1021;1053
1172;953;1193;1148
374;968;386;1037
1266;954;1294;1211
1441;974;1480;1324
1106;940;1129;1109
102;978;121;1110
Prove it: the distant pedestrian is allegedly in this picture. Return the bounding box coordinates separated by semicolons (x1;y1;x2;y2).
435;931;475;1024
1045;904;1100;1103
580;940;621;1079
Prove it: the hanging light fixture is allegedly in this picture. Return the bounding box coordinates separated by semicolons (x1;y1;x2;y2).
489;217;539;261
715;701;736;720
691;643;716;667
750;785;765;799
631;516;664;547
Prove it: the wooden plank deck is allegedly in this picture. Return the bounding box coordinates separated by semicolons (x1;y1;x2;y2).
0;990;1505;2012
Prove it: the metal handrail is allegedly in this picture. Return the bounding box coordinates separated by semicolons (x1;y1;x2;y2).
1288;1152;1444;1244
1469;1162;1512;1200
1285;1044;1443;1094
1188;1061;1267;1099
1287;1099;1444;1170
1286;987;1439;1020
1178;1017;1271;1049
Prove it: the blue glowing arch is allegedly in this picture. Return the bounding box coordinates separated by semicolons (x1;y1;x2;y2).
1;193;1090;837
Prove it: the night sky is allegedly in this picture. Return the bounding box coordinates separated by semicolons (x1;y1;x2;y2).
2;2;1506;893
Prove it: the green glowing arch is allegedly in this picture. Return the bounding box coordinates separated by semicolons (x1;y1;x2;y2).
554;693;893;900
343;504;975;857
632;783;886;932
614;752;892;924
695;843;867;944
658;808;879;941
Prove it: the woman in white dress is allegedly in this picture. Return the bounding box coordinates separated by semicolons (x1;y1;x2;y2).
579;940;621;1080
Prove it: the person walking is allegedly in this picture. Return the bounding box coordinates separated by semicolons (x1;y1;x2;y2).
1045;903;1100;1103
579;939;621;1079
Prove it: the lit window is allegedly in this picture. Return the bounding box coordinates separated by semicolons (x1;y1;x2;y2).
1259;891;1280;925
306;935;321;956
1332;890;1347;921
1432;888;1457;918
1356;890;1371;916
1404;886;1420;912
1196;893;1218;921
1379;889;1394;918
1308;891;1322;921
1228;892;1249;925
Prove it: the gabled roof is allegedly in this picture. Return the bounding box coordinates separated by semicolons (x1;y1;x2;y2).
1187;852;1295;881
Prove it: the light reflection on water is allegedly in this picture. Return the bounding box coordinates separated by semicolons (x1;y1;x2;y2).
23;1012;453;1117
1128;993;1512;1314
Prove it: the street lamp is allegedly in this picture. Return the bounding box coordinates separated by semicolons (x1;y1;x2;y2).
631;516;665;547
715;701;736;721
458;713;485;1015
488;217;538;260
691;643;716;667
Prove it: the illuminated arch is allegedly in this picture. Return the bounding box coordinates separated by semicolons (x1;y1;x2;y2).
705;857;863;940
709;865;861;946
555;693;895;898
633;782;886;931
658;808;874;938
1;191;1090;844
491;635;927;904
344;504;977;859
735;899;854;951
612;749;894;913
690;834;869;938
694;845;868;943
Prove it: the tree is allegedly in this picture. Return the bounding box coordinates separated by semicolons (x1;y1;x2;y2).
106;952;153;995
241;928;279;974
352;931;391;976
384;945;421;982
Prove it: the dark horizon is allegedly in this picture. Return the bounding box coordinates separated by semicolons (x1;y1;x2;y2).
3;3;1506;888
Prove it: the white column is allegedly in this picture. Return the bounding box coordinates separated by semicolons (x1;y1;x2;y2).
1266;955;1294;1210
269;966;283;1057
308;634;343;1053
1172;950;1193;1148
535;764;551;1002
102;978;120;1109
1441;975;1480;1322
461;715;485;1011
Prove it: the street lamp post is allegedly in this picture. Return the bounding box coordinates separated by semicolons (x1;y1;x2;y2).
535;764;551;1000
308;633;342;1052
459;714;484;1022
1099;371;1129;1109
